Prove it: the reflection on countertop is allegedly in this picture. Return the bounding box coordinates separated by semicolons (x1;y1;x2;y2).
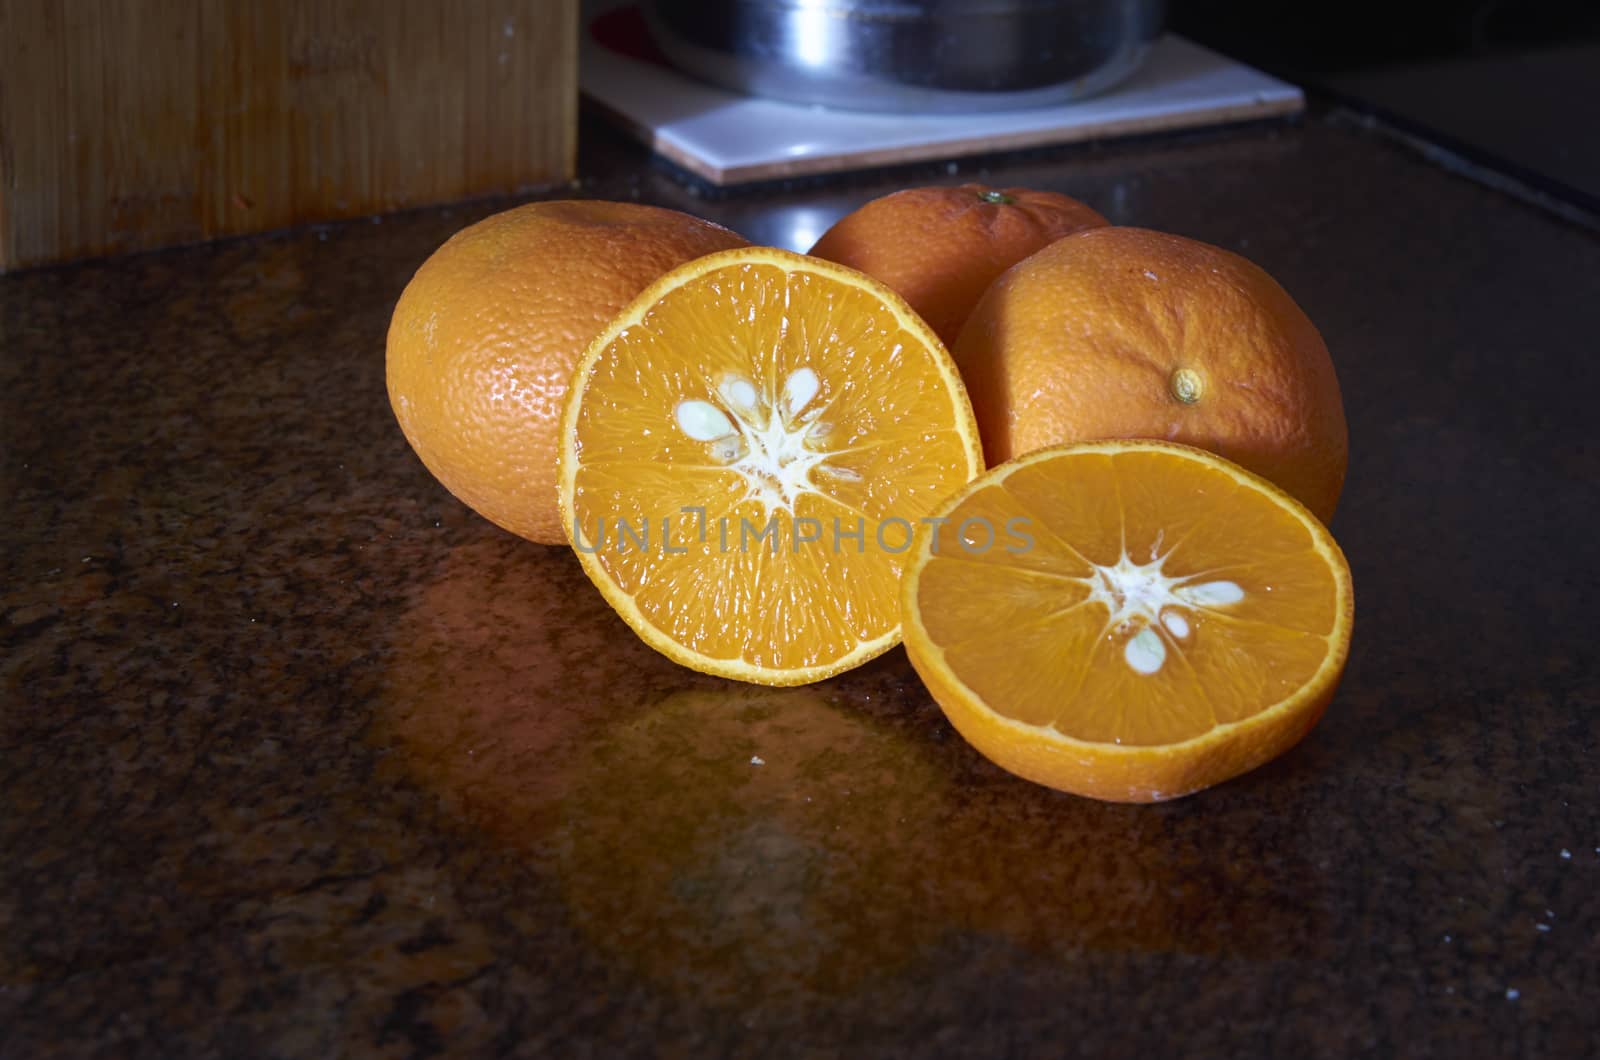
2;111;1598;1056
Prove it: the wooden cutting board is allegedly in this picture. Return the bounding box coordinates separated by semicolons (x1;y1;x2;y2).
0;0;577;272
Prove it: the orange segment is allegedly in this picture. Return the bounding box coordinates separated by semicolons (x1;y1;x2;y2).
901;439;1354;801
559;247;983;685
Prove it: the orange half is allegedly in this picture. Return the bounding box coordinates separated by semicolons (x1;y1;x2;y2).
559;247;984;685
901;439;1354;801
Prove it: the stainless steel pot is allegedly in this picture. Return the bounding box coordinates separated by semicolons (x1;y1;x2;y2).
641;0;1165;113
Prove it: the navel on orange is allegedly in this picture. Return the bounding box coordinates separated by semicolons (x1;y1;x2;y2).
901;439;1353;802
952;226;1349;523
558;247;983;685
808;183;1106;347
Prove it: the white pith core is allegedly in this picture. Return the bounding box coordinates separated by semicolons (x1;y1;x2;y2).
1079;546;1245;675
673;367;858;513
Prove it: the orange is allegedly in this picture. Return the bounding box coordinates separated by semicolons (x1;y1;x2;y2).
557;246;983;685
386;200;748;544
952;226;1349;523
807;183;1106;347
900;439;1354;802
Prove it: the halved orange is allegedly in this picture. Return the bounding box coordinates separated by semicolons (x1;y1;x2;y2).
901;439;1353;801
558;246;984;685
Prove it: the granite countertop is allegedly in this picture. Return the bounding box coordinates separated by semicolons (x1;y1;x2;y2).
3;110;1597;1058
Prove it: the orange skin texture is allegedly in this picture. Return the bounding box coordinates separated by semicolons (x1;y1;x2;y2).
952;227;1349;524
386;200;748;544
808;183;1107;347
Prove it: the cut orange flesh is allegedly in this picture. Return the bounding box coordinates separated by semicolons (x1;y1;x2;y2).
900;439;1354;801
559;247;984;685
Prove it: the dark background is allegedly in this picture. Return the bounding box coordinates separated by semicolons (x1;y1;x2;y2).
1172;0;1600;71
1171;0;1600;211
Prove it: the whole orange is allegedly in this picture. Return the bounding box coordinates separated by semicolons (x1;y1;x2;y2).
952;226;1349;523
807;183;1106;346
386;200;748;544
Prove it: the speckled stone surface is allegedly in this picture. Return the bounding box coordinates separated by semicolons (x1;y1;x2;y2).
3;111;1597;1058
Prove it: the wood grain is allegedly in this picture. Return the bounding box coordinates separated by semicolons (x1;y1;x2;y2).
0;0;577;271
